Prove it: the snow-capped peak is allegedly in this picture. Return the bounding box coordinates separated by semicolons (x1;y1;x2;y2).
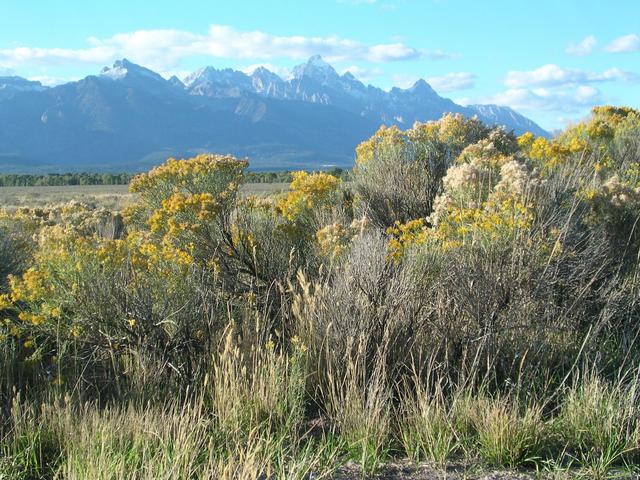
292;55;339;81
100;59;165;83
308;55;331;68
183;66;217;87
250;66;283;82
100;61;128;80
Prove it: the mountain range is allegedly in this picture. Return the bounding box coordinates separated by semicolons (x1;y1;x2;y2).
0;56;548;172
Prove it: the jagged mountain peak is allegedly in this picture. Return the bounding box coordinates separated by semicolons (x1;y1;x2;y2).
183;66;218;86
0;57;550;173
408;79;436;94
178;56;546;136
100;58;166;83
184;66;251;88
292;55;339;81
250;66;283;81
308;55;330;67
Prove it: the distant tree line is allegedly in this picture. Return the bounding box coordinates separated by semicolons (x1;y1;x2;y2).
245;168;351;183
0;173;134;187
0;168;351;187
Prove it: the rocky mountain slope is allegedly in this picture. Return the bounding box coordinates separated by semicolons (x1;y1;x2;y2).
0;57;548;172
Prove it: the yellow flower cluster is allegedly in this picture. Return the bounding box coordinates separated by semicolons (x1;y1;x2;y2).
355;125;407;165
437;113;488;148
18;311;45;325
523;136;571;171
0;294;12;311
356;114;491;166
122;232;194;273
126;154;248;272
130;154;247;193
519;106;640;175
96;238;129;269
586;119;614;140
433;198;534;248
278;171;340;221
10;267;50;303
387;219;428;260
591;106;639;128
149;192;222;236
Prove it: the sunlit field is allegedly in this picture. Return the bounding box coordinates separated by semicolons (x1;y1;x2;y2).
0;182;289;210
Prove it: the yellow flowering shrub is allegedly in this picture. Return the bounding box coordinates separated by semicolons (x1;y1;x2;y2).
423;136;540;253
277;171;341;222
129;153;245;228
520;106;640;176
0;110;637;399
126;153;247;275
356;114;492;168
1;231;224;385
355;125;407;165
229;194;317;284
431;197;534;249
353;114;513;227
130;153;247;198
436;113;491;151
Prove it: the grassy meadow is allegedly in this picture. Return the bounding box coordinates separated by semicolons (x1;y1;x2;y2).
1;107;640;479
0;183;289;211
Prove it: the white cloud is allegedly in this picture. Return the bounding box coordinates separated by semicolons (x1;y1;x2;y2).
469;63;623;118
477;85;601;114
565;35;597;56
367;42;420;62
0;24;436;72
426;72;476;92
604;33;640;53
0;45;115;66
505;64;637;88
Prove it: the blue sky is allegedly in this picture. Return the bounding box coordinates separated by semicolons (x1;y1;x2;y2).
1;0;639;131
